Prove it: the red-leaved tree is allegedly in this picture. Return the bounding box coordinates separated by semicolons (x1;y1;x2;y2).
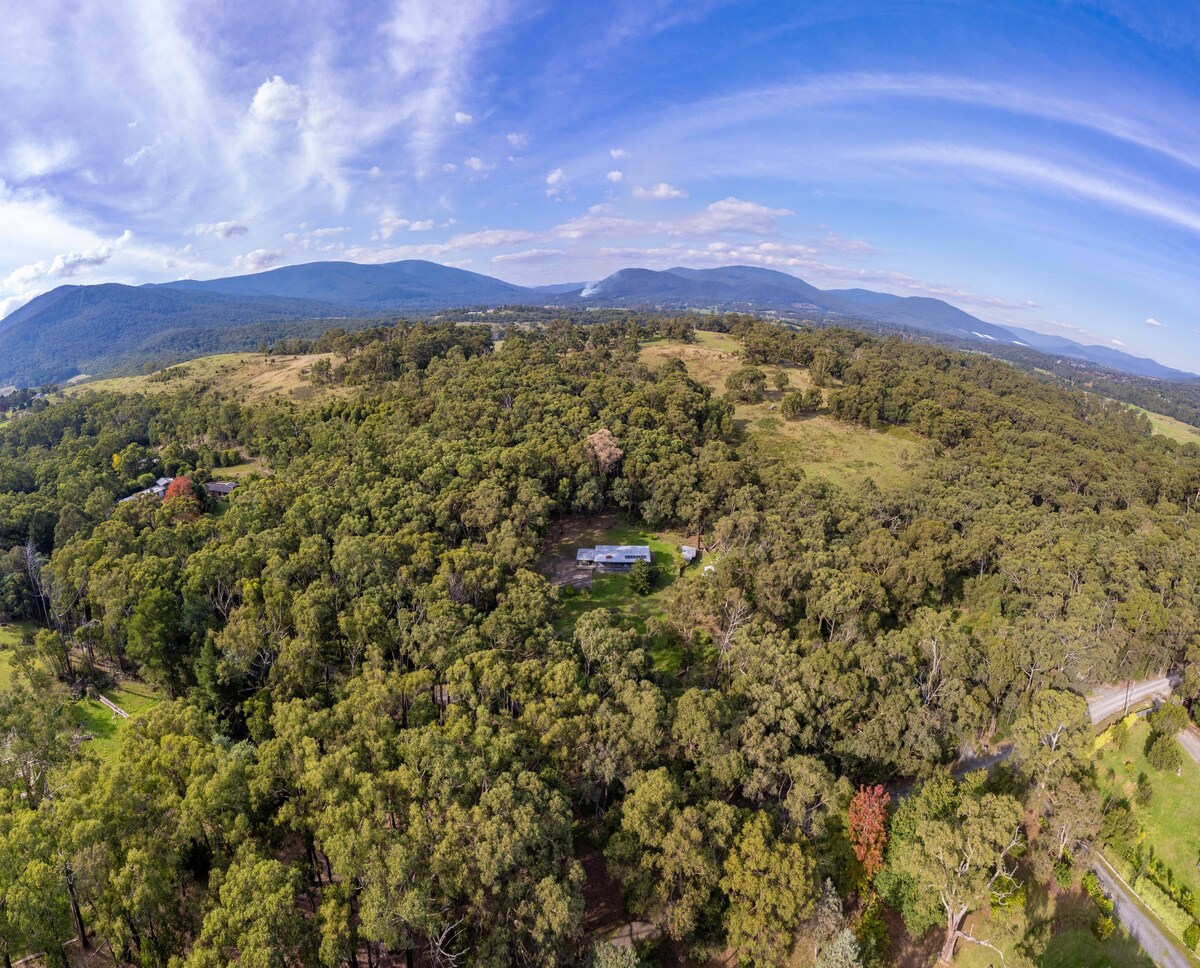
163;476;194;502
848;784;891;885
163;476;201;520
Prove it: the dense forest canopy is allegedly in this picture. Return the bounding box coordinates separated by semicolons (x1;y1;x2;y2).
0;315;1198;967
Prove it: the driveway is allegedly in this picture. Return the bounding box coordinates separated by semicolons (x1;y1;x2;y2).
1093;858;1196;968
1087;674;1179;724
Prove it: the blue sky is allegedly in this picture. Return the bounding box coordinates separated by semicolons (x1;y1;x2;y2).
2;0;1198;369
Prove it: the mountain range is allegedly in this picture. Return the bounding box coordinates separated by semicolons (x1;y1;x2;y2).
1;260;1193;384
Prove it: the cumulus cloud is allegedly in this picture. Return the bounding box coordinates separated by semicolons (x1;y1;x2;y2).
506;132;529;148
2;230;134;291
249;76;308;123
666;197;791;234
545;167;568;196
1145;317;1165;327
194;221;249;238
606;170;624;183
453;111;473;124
374;214;435;240
231;248;284;272
634;182;688;200
442;162;458;173
610;148;629;159
464;156;493;171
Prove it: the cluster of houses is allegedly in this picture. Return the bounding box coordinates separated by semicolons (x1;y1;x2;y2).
119;477;238;504
576;542;701;573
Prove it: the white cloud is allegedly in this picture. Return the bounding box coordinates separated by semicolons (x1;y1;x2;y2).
3;230;134;291
3;139;78;179
545;167;568;196
1111;338;1127;346
1145;317;1165;327
453;111;473;125
666;197;791;234
231;248;284;272
464;156;493;171
249;76;308;123
374;213;435;239
506;132;529;148
610;148;629;159
442;162;458;172
874;144;1200;235
606;170;624;183
368;165;383;179
385;0;514;159
634;182;688;200
492;248;565;264
193;221;249;238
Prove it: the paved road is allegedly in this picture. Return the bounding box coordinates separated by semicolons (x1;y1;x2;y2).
1178;726;1200;766
1087;675;1179;724
1093;859;1195;968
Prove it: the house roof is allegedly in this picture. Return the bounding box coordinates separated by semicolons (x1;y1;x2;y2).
577;548;597;562
592;544;652;563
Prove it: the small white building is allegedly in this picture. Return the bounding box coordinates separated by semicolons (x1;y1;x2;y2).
681;545;698;563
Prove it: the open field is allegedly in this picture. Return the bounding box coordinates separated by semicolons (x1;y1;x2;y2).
1134;407;1200;445
1097;719;1200;901
63;352;354;405
640;332;926;488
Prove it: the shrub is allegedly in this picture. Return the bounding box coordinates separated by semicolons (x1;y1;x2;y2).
724;365;767;403
1184;922;1199;952
1054;858;1073;890
628;559;655;596
1146;733;1183;772
1148;702;1189;738
588;940;643;968
1135;772;1153;806
1094;914;1115;940
1133;877;1193;937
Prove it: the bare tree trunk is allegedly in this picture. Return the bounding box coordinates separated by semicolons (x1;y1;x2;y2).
65;867;90;950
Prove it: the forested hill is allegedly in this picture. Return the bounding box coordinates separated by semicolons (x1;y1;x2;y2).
4;260;1194;385
0;315;1198;966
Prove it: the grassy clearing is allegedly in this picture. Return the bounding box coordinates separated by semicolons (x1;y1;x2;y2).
545;516;709;674
952;885;1154;968
62;352;353;405
72;683;162;762
640;332;925;488
1133;406;1200;446
1096;719;1200;900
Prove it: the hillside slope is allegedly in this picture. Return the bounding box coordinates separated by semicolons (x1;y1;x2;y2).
2;260;1192;384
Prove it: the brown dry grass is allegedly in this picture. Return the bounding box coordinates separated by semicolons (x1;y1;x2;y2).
63;353;353;405
640;332;925;488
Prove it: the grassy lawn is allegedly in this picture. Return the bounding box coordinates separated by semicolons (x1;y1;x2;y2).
952;886;1154;968
71;682;162;761
546;516;706;672
1132;406;1200;445
1096;719;1200;901
554;519;684;629
640;332;926;489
